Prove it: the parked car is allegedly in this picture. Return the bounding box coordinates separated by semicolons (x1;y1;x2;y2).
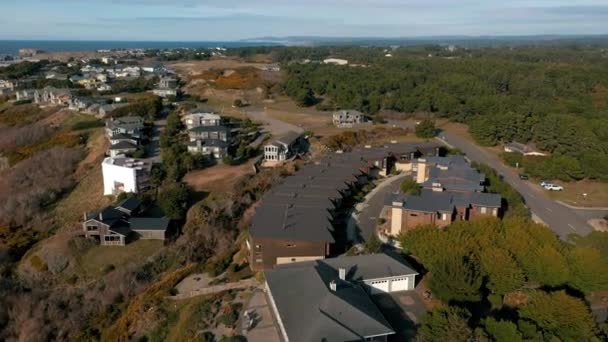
540;180;551;187
544;184;564;191
519;173;529;180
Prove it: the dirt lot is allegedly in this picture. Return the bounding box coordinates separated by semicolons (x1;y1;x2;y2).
169;58;275;76
546;180;608;208
183;161;256;194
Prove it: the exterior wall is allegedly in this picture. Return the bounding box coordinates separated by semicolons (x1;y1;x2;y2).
102;160;138;196
249;236;328;270
390;206;403;236
133;230;166;240
83;220;126;246
469;206;500;219
276;255;325;265
363;274;417;293
395;162;413;172
416;160;428;183
390;207;452;235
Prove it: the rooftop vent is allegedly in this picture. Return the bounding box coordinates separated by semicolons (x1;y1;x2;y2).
338;267;346;280
329;280;337;292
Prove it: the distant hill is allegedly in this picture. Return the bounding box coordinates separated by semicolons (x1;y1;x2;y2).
242;34;608;47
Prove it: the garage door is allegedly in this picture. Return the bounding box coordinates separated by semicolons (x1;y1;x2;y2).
368;280;390;294
390;277;411;292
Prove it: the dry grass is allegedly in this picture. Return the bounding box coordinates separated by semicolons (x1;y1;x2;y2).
546;180;608;208
183;161;256;194
78;240;163;279
55;130;110;227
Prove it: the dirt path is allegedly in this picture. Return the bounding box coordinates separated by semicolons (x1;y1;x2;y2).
169;278;259;299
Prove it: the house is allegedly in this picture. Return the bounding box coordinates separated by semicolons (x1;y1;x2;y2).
159;77;177;89
323;58;349;65
142;63;167;75
249;152;378;270
83;197;170;246
97;83;112;92
187;119;233;159
0;79;15;90
504;142;548;157
109;140;138;157
186;139;230;159
415;156;486;193
105;116;144;138
15;89;36;101
387;190;502;235
332;109;367;127
183;110;221;129
263;131;303;164
34;87;72;106
101;155;152;196
265;253;418;342
153;77;178;97
99;103;128;118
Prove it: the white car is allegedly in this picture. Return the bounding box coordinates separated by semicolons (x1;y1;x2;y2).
544;184;563;191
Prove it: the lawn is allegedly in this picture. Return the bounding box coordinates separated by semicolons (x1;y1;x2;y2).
545;180;608;208
78;240;163;279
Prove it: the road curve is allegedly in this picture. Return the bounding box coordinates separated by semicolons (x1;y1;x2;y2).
440;131;594;239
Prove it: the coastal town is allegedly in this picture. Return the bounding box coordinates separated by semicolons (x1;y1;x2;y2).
1;42;608;342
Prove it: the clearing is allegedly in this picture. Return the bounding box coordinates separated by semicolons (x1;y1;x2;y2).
183;161;256;194
77;239;163;279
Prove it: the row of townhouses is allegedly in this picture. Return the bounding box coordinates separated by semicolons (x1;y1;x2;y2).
253;144;504;342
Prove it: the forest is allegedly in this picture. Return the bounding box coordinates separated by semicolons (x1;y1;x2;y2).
279;46;608;180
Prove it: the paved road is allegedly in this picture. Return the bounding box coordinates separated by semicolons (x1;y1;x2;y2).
439;131;598;239
350;173;411;243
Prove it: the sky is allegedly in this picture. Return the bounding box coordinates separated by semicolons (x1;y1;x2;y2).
1;0;607;41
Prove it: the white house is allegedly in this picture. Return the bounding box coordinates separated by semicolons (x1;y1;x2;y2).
333;109;367;128
183;111;222;129
504;142;548;157
263;131;302;163
323;58;349;65
101;156;152;196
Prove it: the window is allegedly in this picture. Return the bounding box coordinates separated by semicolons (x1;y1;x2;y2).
291;258;296;262
480;207;487;214
255;244;262;251
86;225;98;231
409;213;418;217
442;213;448;221
286;244;296;248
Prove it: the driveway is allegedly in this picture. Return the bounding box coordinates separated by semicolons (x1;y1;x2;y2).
145;117;166;164
349;173;411;243
372;291;426;341
438;132;600;239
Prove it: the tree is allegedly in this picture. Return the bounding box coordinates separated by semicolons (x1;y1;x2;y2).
364;234;382;254
429;254;483;303
567;246;608;294
415;119;437;139
400;178;421;195
483;318;523;342
158;182;191;220
519;291;598;341
479;247;525;295
417;307;473;342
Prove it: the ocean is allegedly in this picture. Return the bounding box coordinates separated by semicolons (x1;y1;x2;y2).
0;40;280;56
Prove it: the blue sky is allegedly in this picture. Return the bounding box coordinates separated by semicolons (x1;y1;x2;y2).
1;0;607;41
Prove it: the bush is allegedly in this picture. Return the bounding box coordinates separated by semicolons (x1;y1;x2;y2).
400;178;421;195
415;119;437;139
71;119;104;131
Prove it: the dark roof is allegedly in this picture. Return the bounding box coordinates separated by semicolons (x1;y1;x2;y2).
189;125;230;133
116;197;141;212
251;204;335;242
109;141;138;150
388;189;502;212
86;206;127;226
110;133;138;140
129;217;170;231
186;139;230;148
273;131;301;146
266;254;406;342
108;222;132;236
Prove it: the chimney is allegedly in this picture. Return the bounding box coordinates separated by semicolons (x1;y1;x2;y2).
99;211;103;221
416;159;428;184
329;280;337;292
338;267;346;281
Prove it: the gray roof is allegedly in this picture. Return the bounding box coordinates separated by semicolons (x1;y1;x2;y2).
251;204;335;242
388;189;502;212
266;254;412;342
130;217;170;231
273;131;301;146
189;125;230;134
